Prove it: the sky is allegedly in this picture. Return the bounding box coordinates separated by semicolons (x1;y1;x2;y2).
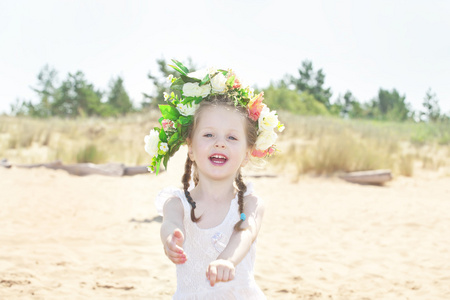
1;0;449;115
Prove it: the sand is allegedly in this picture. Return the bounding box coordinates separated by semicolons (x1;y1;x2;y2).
1;153;450;299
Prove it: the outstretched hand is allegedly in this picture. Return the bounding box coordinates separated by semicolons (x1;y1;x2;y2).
164;229;186;264
206;259;235;287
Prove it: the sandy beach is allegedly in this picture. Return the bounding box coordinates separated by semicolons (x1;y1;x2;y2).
1;151;450;299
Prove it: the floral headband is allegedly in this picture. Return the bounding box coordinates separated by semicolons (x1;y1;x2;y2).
144;59;284;174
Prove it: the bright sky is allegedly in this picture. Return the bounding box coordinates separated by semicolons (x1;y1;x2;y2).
1;0;449;115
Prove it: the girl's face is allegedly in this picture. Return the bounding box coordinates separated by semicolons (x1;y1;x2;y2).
188;106;250;182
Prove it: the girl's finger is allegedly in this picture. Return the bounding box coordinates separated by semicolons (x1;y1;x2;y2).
208;266;217;287
216;268;225;283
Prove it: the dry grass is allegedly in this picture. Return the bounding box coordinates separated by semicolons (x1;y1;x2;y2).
272;112;449;180
1;111;449;179
0;111;160;165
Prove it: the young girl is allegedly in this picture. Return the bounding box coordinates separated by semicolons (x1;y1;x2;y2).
145;60;284;299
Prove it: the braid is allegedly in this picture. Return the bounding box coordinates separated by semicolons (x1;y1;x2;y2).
234;170;247;231
193;165;199;186
182;154;200;222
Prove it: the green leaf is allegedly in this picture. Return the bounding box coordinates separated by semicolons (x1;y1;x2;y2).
217;69;228;75
180;75;201;83
168;132;179;146
159;104;180;121
194;97;204;104
169;142;182;156
182;96;201;105
163;154;170;170
170;78;185;91
168;65;186;76
179;115;193;125
171;59;190;75
158;117;164;124
199;74;211;86
155;159;161;175
159;129;167;142
226;75;235;87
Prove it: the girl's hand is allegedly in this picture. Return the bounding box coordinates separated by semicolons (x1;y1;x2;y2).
206;259;235;287
164;229;186;264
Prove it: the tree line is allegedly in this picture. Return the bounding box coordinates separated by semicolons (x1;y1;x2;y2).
11;65;133;118
10;59;448;123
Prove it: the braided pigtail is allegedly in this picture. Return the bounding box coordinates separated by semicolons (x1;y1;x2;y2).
182;154;200;222
234;171;247;231
193;165;199;186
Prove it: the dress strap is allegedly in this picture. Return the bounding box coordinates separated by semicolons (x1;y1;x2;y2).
154;186;186;216
243;181;254;196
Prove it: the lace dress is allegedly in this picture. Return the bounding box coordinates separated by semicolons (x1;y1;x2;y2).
155;183;266;300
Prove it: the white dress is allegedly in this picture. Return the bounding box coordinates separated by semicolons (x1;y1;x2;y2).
155;183;266;300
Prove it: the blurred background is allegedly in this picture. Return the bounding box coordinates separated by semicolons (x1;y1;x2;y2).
1;0;449;178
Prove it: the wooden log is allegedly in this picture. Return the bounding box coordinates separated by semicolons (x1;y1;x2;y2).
4;160;157;177
16;161;125;176
59;163;125;177
123;166;151;176
1;158;12;169
339;169;392;185
17;160;64;169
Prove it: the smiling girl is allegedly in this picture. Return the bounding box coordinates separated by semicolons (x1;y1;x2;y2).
146;60;284;299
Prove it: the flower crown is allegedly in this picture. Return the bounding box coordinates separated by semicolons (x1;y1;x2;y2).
144;59;284;174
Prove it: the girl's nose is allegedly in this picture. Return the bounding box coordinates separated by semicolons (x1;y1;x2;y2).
215;140;226;148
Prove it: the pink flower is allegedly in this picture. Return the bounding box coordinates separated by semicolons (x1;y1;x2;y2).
162;119;174;131
268;146;276;155
251;148;267;158
248;92;264;121
232;77;242;89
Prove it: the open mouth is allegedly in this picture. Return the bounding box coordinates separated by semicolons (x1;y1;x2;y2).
209;154;228;165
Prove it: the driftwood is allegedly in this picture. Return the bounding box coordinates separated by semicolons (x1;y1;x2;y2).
1;159;151;177
339;169;392;185
1;159;12;168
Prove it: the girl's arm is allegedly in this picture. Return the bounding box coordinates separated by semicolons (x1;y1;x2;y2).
160;197;187;264
206;195;265;286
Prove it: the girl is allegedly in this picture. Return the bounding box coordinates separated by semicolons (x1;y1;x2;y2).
146;60;284;299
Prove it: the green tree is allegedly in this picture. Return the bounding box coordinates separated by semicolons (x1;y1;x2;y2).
421;88;441;122
10;99;31;116
106;76;133;116
11;65;59;117
335;91;365;119
290;60;332;108
373;88;410;121
52;71;103;117
263;83;329;115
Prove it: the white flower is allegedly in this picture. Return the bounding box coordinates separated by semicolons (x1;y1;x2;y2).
182;82;211;97
255;130;278;150
166;74;173;83
163;92;169;101
177;102;199;116
187;68;209;80
258;106;279;131
159;142;169;153
144;129;160;158
248;87;255;98
210;72;227;94
278;123;285;132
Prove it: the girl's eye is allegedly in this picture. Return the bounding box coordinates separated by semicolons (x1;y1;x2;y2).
228;136;237;141
204;133;213;138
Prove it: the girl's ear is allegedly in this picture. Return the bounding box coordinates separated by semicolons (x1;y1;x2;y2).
187;138;195;161
240;151;250;167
